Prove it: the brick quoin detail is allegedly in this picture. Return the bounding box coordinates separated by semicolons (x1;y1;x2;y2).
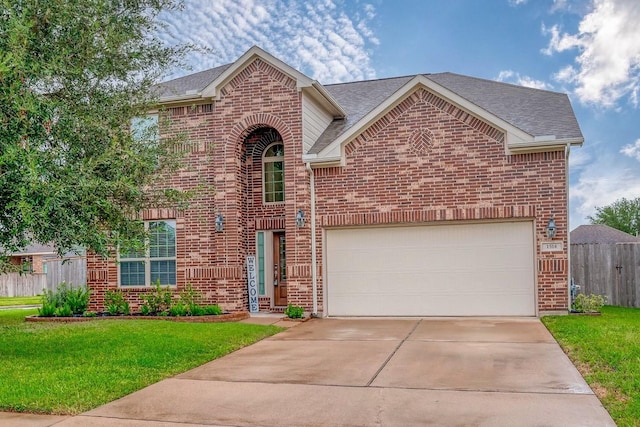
87;57;570;315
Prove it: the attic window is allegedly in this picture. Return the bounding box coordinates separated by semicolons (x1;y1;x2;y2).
263;143;284;203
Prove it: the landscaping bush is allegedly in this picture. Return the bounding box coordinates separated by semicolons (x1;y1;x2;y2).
38;280;227;318
189;304;206;316
204;305;223;315
169;301;188;317
38;282;90;317
284;304;304;319
139;280;173;315
65;286;90;315
38;300;57;317
572;293;606;313
104;290;130;315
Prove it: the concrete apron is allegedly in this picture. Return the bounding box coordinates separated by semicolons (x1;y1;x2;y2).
54;317;615;427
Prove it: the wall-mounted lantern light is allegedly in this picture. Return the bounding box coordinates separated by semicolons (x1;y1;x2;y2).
215;213;224;232
296;209;305;227
546;218;557;239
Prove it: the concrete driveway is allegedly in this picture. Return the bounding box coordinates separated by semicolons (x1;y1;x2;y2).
55;317;615;427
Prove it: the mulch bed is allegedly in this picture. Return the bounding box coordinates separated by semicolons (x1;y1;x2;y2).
25;311;250;323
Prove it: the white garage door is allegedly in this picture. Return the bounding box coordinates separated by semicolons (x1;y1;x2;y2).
326;221;535;316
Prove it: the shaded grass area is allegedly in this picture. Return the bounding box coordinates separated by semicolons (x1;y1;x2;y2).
0;296;42;306
0;309;283;415
543;306;640;426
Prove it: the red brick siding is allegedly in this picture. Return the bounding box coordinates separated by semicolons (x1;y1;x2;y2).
88;58;311;312
312;87;568;312
87;64;569;314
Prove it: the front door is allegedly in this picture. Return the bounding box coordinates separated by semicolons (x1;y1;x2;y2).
273;232;287;306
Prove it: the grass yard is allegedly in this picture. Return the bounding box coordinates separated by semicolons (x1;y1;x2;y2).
0;309;283;415
543;306;640;427
0;296;42;306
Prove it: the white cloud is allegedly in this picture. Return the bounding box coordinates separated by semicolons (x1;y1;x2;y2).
496;70;553;90
621;139;640;161
157;0;378;83
542;0;640;108
570;148;640;227
569;147;591;169
550;0;569;12
509;0;528;5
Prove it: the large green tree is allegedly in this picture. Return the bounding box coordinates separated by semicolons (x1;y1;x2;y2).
588;197;640;237
0;0;191;271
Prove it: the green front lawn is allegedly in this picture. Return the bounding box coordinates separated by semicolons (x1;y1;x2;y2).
543;306;640;426
0;309;283;414
0;296;42;306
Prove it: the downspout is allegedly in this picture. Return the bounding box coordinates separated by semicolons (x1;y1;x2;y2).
306;162;319;316
565;143;572;311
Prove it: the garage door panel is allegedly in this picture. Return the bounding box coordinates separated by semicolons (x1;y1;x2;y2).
326;222;535;316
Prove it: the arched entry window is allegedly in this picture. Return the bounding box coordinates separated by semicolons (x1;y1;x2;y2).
263;142;284;203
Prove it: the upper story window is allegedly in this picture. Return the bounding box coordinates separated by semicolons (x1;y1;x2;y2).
118;220;176;287
263;143;284;203
131;115;158;142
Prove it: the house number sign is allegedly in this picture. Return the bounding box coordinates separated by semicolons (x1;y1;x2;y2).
246;256;259;313
541;242;563;252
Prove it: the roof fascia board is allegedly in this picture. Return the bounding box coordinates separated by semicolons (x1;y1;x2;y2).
507;137;584;154
302;154;342;167
201;46;313;99
158;93;202;104
315;75;537;160
304;82;346;118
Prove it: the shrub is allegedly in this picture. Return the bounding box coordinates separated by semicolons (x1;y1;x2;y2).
284;304;304;319
65;286;90;315
140;280;173;315
204;305;223;316
179;283;202;307
38;282;90;316
55;305;73;317
169;302;188;317
188;304;206;316
573;293;606;313
38;298;57;317
105;290;130;315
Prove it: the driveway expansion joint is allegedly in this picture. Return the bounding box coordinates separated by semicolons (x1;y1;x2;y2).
366;319;421;386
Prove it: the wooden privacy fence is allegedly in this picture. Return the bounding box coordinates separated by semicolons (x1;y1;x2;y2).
0;273;46;297
45;257;87;290
571;243;640;308
0;257;86;297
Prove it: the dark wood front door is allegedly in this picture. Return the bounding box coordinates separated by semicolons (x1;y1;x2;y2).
273;232;287;306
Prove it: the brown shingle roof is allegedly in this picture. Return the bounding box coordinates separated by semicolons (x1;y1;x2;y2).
570;224;640;244
154;55;583;153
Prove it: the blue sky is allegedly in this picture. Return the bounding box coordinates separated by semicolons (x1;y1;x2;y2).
159;0;640;230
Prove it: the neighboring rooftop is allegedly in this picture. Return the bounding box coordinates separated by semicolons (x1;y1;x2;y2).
570;224;640;244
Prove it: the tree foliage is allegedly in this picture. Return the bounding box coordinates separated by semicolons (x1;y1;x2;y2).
588;197;640;237
0;0;192;270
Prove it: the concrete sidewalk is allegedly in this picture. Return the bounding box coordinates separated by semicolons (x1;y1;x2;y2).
2;316;616;427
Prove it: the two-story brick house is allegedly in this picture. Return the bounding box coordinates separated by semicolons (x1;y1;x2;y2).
87;46;583;316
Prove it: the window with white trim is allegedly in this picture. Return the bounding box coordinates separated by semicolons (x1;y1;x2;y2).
119;220;176;286
263;143;284;203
